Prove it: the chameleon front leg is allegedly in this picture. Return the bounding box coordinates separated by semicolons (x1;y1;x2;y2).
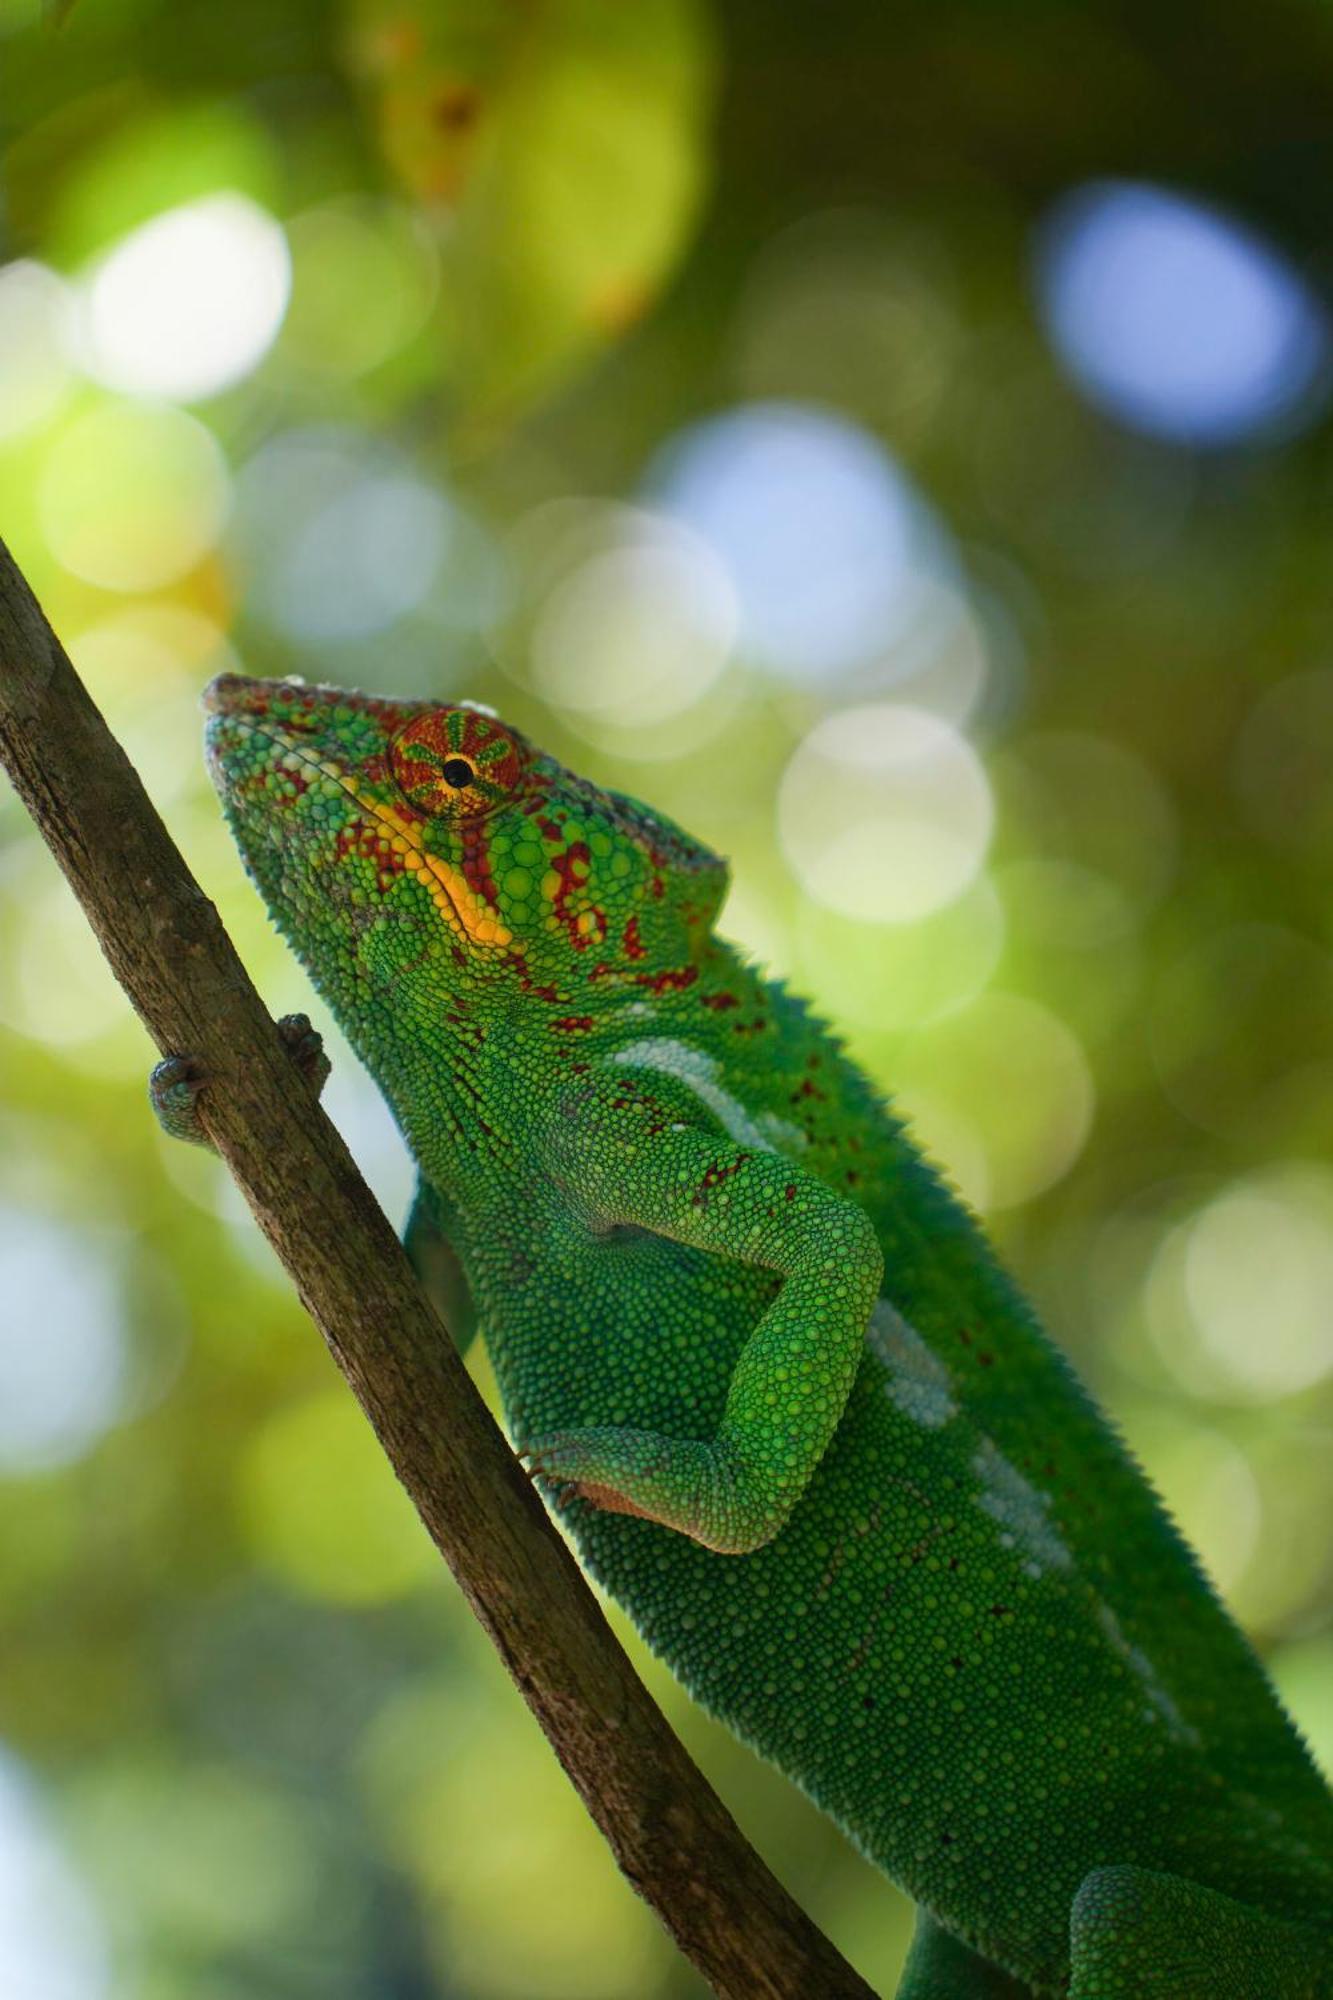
149;1012;330;1145
404;1176;478;1356
1069;1866;1333;1998
151;1024;476;1350
523;1104;883;1555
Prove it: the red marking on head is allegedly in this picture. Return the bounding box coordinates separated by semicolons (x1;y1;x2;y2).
635;964;698;995
548;841;593;948
551;1015;595;1032
701;991;739;1012
622;915;645;961
270;766;314;809
460;821;501;909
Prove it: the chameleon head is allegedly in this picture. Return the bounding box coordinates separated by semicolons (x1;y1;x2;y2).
202;673;728;1022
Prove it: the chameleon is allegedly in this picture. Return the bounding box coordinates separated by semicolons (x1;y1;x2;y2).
152;671;1333;1998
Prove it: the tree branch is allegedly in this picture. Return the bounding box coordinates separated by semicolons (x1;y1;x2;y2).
0;536;879;2000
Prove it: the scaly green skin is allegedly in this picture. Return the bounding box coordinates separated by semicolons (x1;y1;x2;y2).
163;673;1333;1997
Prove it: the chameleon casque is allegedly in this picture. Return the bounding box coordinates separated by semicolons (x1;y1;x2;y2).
153;671;1333;1998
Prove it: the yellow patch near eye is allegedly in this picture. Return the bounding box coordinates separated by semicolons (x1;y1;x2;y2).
343;779;513;950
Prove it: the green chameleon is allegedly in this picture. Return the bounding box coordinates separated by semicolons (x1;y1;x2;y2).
153;672;1333;1999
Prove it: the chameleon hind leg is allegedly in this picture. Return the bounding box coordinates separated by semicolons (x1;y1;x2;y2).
896;1909;1035;1997
1069;1866;1333;1998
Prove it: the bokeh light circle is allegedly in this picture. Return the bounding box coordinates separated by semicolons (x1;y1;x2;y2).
1035;180;1330;445
652;402;945;680
77;193;291;402
0;261;74;441
233;430;457;642
0;1752;108;2000
531;521;737;726
778;703;994;922
793;877;1005;1033
895;992;1095;1211
733;210;961;443
39;402;229;592
1146;1164;1333;1402
1124;1413;1261;1597
281;197;439;380
0;1209;126;1472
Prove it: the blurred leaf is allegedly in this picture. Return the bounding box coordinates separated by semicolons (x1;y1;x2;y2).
16;98;283;267
346;0;716;425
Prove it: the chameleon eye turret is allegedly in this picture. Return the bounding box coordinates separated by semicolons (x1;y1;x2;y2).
389;708;524;818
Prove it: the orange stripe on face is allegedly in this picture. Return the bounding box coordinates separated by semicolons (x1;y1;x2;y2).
344;778;514;950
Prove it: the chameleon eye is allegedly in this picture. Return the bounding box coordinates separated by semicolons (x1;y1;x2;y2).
390;708;522;818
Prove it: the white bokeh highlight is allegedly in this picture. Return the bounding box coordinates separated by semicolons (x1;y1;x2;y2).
0;1754;107;2000
77;194;291;402
0;1210;127;1473
0;262;74;441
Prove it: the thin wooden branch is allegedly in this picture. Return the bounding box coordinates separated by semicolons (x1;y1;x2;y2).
0;536;878;2000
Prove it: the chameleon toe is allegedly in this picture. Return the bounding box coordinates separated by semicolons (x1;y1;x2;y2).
148;1053;210;1147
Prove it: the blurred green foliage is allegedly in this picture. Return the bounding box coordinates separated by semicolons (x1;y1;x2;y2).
2;2;1333;1995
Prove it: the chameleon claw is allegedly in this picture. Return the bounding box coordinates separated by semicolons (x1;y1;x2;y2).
150;1015;330;1151
276;1012;331;1094
519;1442;590;1510
149;1053;211;1146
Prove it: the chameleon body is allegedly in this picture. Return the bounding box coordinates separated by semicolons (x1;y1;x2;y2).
157;672;1333;1997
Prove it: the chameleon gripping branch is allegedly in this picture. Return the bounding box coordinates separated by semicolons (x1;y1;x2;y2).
0;537;879;2000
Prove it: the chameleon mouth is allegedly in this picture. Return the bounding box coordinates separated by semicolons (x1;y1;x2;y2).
201;670;281;717
202;672;372;811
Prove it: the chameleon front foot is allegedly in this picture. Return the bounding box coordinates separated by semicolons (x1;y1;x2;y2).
522;1425;792;1555
149;1012;330;1148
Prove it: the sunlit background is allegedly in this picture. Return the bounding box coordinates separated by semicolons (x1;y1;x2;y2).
2;1;1333;1994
